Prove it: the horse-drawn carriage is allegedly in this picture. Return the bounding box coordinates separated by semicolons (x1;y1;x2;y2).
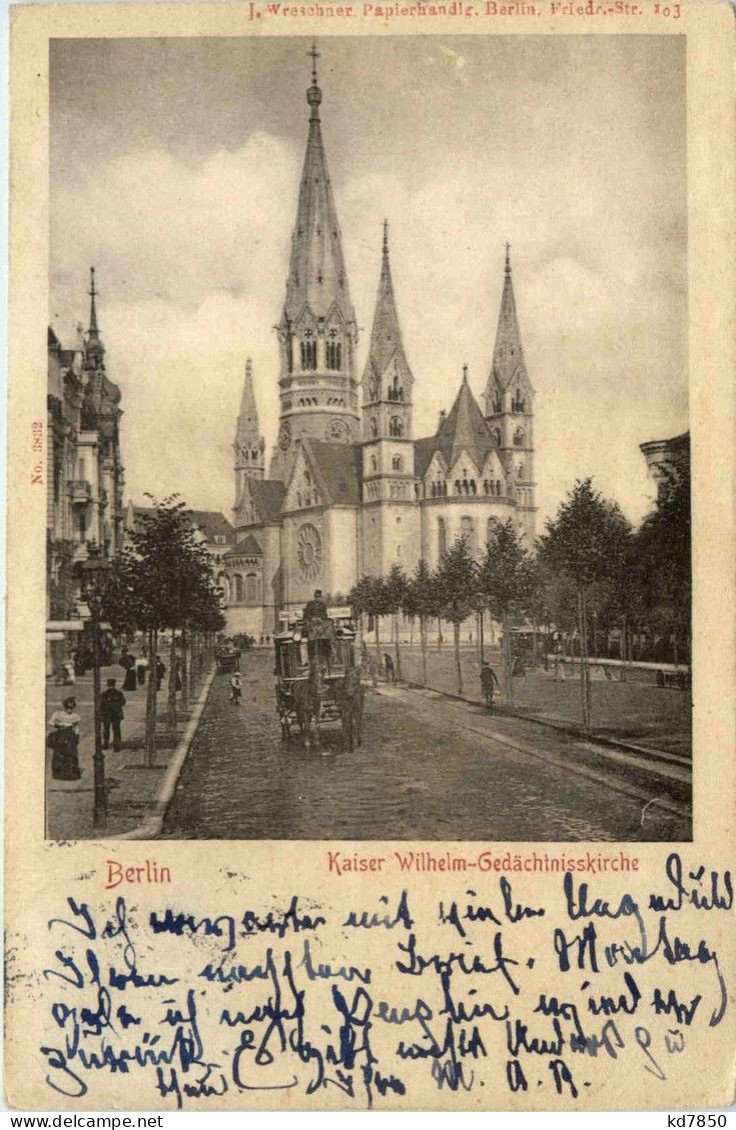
215;642;241;675
274;607;364;751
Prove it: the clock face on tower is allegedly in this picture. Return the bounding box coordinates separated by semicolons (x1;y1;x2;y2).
296;522;322;581
326;417;349;443
278;422;292;451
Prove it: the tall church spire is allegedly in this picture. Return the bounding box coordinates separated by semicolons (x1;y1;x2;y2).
282;43;354;326
271;43;360;483
234;358;265;489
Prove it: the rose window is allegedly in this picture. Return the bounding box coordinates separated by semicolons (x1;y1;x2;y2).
296;522;322;580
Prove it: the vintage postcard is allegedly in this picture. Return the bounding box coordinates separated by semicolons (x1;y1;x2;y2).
5;0;735;1112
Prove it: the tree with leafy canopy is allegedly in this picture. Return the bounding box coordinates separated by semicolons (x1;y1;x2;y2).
435;536;478;697
349;574;392;675
404;559;441;687
479;519;533;707
383;563;409;680
103;495;224;763
538;478;631;729
634;458;691;667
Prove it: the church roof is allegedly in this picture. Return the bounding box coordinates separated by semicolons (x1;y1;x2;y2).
414;371;497;476
282;60;354;327
362;221;412;385
249;479;286;523
188;510;236;544
488;245;528;391
225;533;263;558
301;439;362;506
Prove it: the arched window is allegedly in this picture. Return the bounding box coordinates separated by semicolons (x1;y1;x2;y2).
514;427;525;447
493;391;502;414
470;480;477;495
460;515;475;550
234;574;244;603
300;337;317;371
512;389;526;413
437;517;447;559
370;454;377;473
454;480;461;495
326;333;342;370
496;479;502;495
493;428;502;446
442;481;448;497
245;573;258;603
370;417;378;438
392;455;403;472
389;416;403;437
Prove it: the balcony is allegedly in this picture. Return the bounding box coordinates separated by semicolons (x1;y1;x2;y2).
69;479;92;505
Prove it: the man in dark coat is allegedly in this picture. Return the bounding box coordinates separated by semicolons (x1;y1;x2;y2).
303;589;328;624
100;678;126;752
481;661;499;709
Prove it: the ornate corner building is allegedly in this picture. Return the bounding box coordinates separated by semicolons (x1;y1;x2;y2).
225;53;538;638
46;270;126;673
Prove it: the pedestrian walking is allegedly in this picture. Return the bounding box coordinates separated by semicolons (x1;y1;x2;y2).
481;660;499;709
383;653;395;683
553;645;566;682
47;696;81;780
136;652;148;686
155;657;166;692
100;678;126;752
120;646;137;692
172;658;182;692
229;672;243;704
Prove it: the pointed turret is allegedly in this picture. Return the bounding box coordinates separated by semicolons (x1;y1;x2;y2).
363;220;413;393
85;266;105;369
234;358;265;492
490;244;525;386
437;366;492;470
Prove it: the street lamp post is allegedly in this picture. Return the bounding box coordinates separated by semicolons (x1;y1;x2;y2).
474;593;486;666
82;542;110;828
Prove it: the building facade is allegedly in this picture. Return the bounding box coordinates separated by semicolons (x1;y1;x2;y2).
46;270;126;672
224;59;538;636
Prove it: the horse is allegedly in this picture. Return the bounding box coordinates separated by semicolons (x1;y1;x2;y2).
336;666;364;752
290;662;325;750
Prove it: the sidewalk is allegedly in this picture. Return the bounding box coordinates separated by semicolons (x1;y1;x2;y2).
45;663;213;839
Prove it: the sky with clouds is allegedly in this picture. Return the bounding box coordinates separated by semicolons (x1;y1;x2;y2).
50;34;687;528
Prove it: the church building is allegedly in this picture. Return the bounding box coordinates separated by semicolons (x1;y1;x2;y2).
224;53;537;637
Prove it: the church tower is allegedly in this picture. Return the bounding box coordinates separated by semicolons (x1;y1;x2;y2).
233;358;265;510
269;44;360;483
361;221;419;576
483;245;536;541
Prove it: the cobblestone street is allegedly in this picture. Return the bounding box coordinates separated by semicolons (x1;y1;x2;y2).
163;651;690;842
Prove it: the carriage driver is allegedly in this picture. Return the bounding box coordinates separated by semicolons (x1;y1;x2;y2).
303;589;332;669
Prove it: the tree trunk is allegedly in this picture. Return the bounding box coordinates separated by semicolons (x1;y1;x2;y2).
577;588;592;729
437;617;443;650
181;629;189;709
168;630;177;734
374;615;382;677
394;612;402;680
453;620;463;697
420;614;428;686
620;615;627;683
503;606;513;707
145;628;158;767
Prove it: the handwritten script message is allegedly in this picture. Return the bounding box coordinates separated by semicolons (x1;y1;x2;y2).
29;852;730;1109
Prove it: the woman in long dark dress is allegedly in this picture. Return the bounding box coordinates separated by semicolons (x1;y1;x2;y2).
48;696;82;780
120;648;137;692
